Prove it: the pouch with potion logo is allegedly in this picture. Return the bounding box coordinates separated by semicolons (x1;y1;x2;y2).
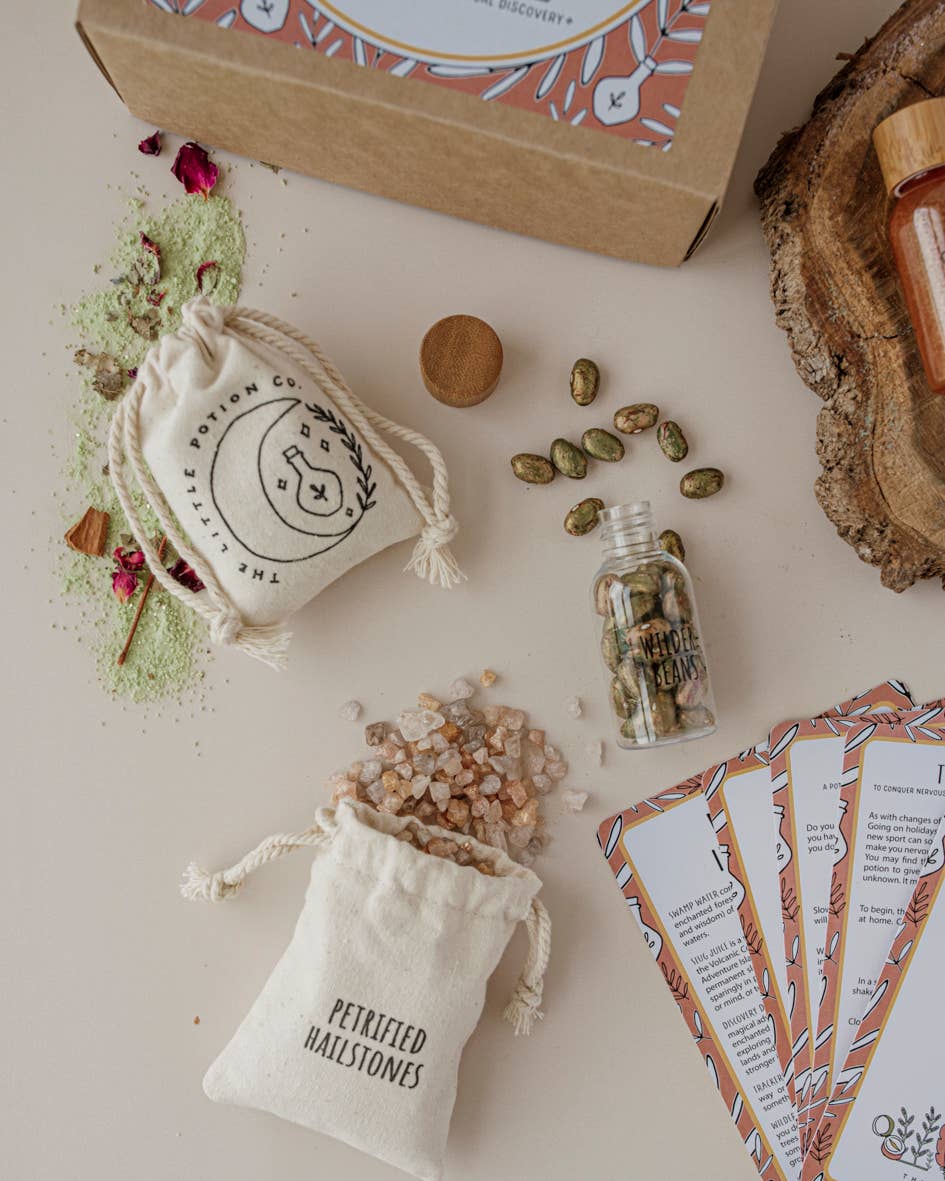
108;297;463;667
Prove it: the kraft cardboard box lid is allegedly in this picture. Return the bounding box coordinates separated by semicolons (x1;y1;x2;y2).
75;0;777;264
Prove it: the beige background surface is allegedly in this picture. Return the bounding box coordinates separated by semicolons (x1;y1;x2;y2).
1;2;936;1178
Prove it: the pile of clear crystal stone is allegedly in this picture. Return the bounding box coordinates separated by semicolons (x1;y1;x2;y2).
327;680;569;869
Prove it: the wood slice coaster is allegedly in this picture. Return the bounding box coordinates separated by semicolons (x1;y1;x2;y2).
756;0;945;592
420;315;503;408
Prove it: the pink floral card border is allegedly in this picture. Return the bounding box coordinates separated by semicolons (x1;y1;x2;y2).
148;0;709;149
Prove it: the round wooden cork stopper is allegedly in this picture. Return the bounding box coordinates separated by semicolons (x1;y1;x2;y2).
419;315;503;407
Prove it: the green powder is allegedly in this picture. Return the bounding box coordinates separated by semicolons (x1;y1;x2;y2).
61;189;245;703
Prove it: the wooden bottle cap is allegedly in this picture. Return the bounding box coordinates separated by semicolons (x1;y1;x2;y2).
419;314;503;407
874;97;945;194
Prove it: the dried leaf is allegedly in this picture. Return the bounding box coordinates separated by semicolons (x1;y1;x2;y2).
64;507;110;556
171;141;219;198
93;371;126;399
137;130;162;156
129;308;160;340
74;349;127;400
74;348;99;369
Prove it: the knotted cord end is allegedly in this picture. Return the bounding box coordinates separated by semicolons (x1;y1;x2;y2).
180;863;241;903
406;516;466;590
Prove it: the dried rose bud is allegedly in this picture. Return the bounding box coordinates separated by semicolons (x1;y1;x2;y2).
138;130;162;156
171;141;219;199
111;546;145;603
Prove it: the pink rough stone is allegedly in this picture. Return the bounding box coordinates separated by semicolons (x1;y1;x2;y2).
358;759;382;785
522;739;545;778
447;678;475;701
446;799;470;827
398;709;445;742
330;779;358;803
480;775;501;796
512;799;539;827
411;774;432;799
508;826;534;849
507;780;529;808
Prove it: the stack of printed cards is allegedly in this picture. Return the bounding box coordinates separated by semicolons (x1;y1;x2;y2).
598;681;945;1181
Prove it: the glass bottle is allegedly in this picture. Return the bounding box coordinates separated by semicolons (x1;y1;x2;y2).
874;98;945;393
592;501;717;750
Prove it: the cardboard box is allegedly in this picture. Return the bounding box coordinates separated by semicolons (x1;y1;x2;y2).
76;0;776;266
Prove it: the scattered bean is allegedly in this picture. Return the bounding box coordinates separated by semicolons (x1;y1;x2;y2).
565;496;605;536
511;453;555;484
570;358;600;406
582;428;625;462
659;529;685;562
550;437;588;479
613;403;659;434
680;467;724;499
657;420;688;462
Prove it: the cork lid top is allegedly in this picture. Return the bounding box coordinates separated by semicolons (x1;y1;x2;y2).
874;97;945;195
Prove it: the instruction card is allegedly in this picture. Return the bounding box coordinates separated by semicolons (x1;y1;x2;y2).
597;681;945;1180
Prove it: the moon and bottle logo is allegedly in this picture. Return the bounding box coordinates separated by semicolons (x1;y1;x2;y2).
204;385;378;566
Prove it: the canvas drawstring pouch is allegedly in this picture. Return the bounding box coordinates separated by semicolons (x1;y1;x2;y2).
183;798;551;1181
108;297;463;669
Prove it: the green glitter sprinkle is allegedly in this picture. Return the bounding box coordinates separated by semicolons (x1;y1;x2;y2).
61;189;245;702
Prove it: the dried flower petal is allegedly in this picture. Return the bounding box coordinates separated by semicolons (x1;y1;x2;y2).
111;547;144;602
146;290;166;307
138;130;162;156
171;142;219;199
114;546;146;573
139;232;161;261
111;569;139;603
167;557;205;593
195;260;219;293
